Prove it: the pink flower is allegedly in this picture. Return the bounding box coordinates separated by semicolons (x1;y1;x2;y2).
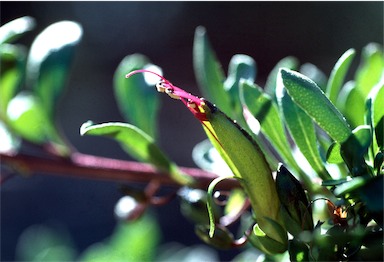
126;70;208;122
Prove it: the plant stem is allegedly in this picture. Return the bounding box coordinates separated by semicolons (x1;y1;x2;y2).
0;152;239;190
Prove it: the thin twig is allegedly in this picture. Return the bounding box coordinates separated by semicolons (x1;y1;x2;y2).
0;152;239;190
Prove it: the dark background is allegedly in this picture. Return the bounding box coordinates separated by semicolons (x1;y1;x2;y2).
1;1;383;261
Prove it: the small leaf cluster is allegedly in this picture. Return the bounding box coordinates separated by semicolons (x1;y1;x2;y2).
2;17;383;261
190;27;383;260
1;17;82;156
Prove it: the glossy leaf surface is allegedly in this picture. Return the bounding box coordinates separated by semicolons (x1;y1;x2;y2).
0;44;26;116
0;16;35;44
326;48;356;104
114;54;161;139
193;26;231;116
80;121;192;185
26;21;82;117
276;80;330;180
280;69;352;143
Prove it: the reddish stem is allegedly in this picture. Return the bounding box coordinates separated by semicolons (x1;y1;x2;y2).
0;152;239;190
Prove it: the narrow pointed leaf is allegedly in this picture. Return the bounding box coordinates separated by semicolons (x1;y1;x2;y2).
240;80;299;173
326;48;356;104
224;54;256;121
355;43;384;96
0;44;26;116
114;54;160;139
264;56;299;98
193;26;231;115
0;16;35;44
200;101;287;247
276;165;313;236
26;21;82;117
207;175;233;237
80;121;193;185
300;63;328;92
367;79;384;150
337;81;366;127
280;69;352;143
276;79;331;180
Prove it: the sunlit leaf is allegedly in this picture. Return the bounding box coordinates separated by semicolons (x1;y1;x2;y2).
264;56;299;98
276;78;331;180
367;79;384;150
326;48;356;104
240;80;296;172
224;188;246;216
0;16;35;44
26;21;82;117
114;54;161;139
6;92;57;144
80;121;193;185
193;26;231;116
326;141;343;164
0;120;20;153
355;43;384;96
0;43;26;116
337;81;366;128
280;69;352;143
300;63;328;92
224;54;256;121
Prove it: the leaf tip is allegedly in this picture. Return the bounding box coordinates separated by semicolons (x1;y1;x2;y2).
80;120;94;136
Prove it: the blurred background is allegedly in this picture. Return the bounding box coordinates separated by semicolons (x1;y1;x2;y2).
1;1;383;261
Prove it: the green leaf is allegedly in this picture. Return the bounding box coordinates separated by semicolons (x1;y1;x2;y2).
288;238;310;262
280;68;352;143
276;78;331;180
193;26;231;116
248;219;288;255
367;79;384;150
6;92;57;144
326;48;356;104
326;141;343;164
206;175;233;237
224;54;256;121
80;215;160;262
195;224;234;249
276;165;313;236
355;43;384;96
80;121;193;185
240;80;299;173
26;21;82;117
0;16;35;44
300;63;328;92
114;54;161;139
264;56;299;98
178;187;221;225
0;120;20;153
200;101;287;247
337;81;365;127
0;43;27;116
340;125;372;176
333;175;371;197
